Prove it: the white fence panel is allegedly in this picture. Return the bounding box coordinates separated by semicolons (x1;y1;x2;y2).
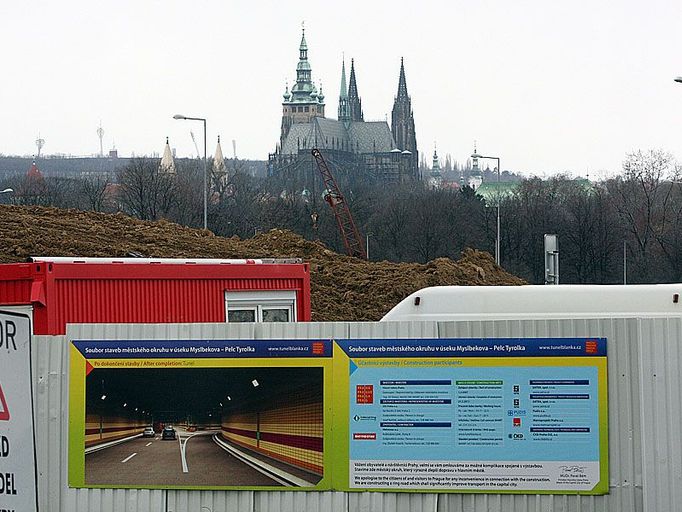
31;318;662;511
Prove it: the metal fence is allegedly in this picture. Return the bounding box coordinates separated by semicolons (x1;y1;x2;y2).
31;316;680;512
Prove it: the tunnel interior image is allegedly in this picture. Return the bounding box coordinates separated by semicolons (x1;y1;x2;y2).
84;366;324;487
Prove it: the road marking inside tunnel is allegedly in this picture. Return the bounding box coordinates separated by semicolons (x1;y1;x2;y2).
179;433;197;473
121;453;137;463
145;442;152;447
213;434;315;487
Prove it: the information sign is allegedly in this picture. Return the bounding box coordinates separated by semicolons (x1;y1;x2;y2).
0;310;38;511
334;338;608;493
68;336;607;494
68;338;333;490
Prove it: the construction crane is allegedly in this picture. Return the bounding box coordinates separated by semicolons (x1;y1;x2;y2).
311;148;367;259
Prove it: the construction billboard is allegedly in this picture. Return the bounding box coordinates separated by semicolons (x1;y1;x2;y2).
68;336;607;494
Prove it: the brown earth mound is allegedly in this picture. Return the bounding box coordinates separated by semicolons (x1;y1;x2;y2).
0;205;525;321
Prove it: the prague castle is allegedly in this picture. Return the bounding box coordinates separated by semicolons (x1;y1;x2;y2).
268;28;419;183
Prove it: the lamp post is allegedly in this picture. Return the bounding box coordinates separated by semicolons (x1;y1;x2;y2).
0;188;13;204
173;114;207;230
471;152;501;265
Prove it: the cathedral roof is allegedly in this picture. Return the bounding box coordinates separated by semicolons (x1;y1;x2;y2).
348;122;395;153
280;118;396;155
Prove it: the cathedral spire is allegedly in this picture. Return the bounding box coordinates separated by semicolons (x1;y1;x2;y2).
338;57;350;122
299;24;307;57
348;58;364;122
280;25;325;148
159;137;176;174
339;57;348;99
391;57;418;179
396;57;409;99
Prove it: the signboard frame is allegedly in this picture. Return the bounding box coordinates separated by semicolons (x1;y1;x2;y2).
67;335;607;495
333;337;609;494
0;309;39;511
68;338;334;491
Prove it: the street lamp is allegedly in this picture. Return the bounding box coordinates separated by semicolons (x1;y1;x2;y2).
471;151;502;266
173;114;207;230
0;188;13;204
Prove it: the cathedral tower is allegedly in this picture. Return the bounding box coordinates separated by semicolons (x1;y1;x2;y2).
338;58;350;123
280;27;326;148
391;58;418;177
348;59;364;122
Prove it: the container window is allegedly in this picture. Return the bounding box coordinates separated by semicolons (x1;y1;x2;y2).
227;309;257;323
262;308;290;322
225;291;297;323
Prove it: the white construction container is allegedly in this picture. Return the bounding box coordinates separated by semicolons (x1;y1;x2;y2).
381;284;682;321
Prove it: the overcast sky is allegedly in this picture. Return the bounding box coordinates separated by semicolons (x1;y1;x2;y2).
2;0;681;177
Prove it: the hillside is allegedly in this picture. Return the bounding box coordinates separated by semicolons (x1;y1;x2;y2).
0;205;525;321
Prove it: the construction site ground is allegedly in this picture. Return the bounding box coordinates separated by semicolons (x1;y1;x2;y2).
0;205;525;321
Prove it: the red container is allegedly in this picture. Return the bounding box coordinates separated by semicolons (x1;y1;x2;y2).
0;258;311;335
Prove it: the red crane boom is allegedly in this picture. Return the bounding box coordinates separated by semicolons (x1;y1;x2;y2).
311;148;367;259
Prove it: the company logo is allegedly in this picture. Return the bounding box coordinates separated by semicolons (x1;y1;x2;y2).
356;385;374;404
353;432;377;440
585;340;598;354
513;417;522;427
312;342;325;355
353;414;377;422
508;432;525;440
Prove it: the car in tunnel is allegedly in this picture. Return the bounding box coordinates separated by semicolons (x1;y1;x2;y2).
161;426;176;440
142;427;155;438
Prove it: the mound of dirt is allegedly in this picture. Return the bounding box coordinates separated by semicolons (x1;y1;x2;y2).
0;205;525;321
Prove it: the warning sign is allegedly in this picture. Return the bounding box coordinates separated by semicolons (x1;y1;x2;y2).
0;310;38;511
0;383;9;421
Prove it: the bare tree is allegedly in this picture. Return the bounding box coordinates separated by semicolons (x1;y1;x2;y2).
117;158;177;221
607;149;680;281
80;174;112;212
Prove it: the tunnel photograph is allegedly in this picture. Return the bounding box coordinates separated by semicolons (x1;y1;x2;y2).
84;366;324;488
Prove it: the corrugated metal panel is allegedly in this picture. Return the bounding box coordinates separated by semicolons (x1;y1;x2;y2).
0;262;311;335
52;278;308;333
436;318;642;512
34;319;655;512
0;277;32;304
33;334;166;512
638;317;682;512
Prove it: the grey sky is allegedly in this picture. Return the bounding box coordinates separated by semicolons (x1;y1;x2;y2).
2;0;681;177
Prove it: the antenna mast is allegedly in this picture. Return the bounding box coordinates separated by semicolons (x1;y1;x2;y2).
96;123;104;157
35;134;45;158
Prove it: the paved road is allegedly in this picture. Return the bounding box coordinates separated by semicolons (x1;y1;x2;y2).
85;429;282;486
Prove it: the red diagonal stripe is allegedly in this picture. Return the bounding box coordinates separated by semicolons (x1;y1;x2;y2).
0;383;10;421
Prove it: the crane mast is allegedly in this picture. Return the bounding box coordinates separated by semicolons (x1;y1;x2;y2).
311;149;367;259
